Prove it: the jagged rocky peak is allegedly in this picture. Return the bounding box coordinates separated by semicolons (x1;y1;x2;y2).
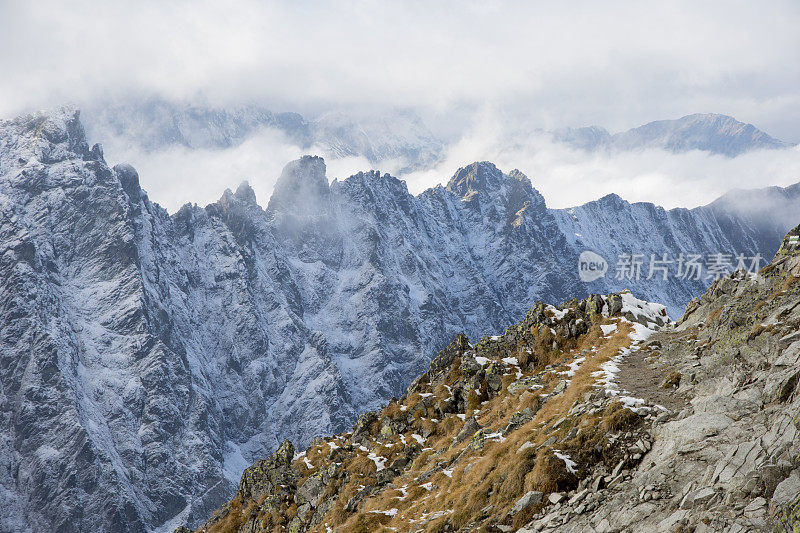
113;163;141;200
215;180;260;210
228;180;258;206
595;192;627;208
446;161;507;199
0;105;92;166
335;169;415;212
445;161;546;223
447;161;541;202
267;155;330;216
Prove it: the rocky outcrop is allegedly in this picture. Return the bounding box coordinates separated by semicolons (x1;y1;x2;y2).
521;227;800;532
187;290;673;531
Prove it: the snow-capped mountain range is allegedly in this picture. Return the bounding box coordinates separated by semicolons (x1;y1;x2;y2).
1;107;798;532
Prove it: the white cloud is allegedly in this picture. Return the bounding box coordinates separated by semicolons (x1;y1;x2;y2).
1;0;799;140
101;128;305;211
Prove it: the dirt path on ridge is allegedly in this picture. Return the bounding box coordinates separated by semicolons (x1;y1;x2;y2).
616;336;690;414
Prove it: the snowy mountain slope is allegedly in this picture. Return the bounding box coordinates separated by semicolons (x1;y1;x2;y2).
0;107;797;532
550;188;800;317
553;113;793;156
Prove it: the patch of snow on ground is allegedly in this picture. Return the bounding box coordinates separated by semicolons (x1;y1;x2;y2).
593;348;628;395
600;324;618;336
394;485;408;500
547;305;568;320
367;452;387;471
484;432;506;443
554;451;577;474
627;321;656;342
562;356;586;378
370;508;398;517
619;290;668;324
411;434;425;445
474;356;490;365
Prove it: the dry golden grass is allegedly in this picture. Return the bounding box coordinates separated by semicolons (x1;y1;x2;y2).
706;305;724;324
347;453;378;478
747;323;770;341
215;313;646;532
662;371;681;389
601;402;639;431
529;448;575;492
205;497;249;533
768;275;800;300
532;321;633;435
382;399;402;419
337;510;393;533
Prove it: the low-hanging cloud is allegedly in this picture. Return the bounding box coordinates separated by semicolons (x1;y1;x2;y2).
1;0;799;142
100;127;386;212
100;114;800;215
3;0;799;212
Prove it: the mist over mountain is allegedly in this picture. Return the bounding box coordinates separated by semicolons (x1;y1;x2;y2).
83;99;793;167
1;107;798;531
81;98;443;172
77;98;800;214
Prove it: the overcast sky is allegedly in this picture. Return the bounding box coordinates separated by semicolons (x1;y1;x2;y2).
1;0;799;210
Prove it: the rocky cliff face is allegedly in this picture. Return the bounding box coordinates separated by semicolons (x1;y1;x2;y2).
0;107;797;532
191;228;800;533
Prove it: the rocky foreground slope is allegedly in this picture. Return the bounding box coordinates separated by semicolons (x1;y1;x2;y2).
188;228;800;532
1;107;798;532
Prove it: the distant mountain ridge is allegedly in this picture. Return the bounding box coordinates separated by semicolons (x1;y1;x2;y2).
82;100;794;181
552;113;794;156
82;98;444;172
1;107;798;532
